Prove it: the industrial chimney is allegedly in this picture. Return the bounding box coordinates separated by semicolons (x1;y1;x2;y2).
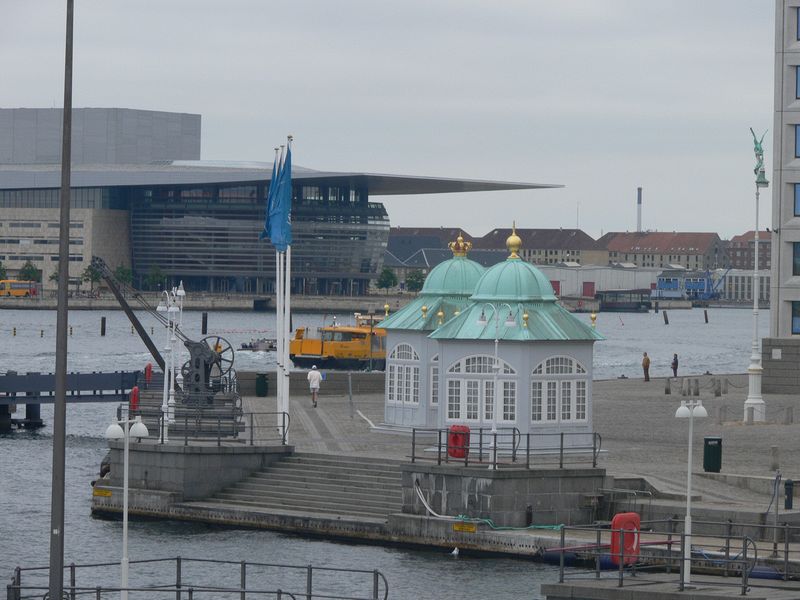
636;187;642;232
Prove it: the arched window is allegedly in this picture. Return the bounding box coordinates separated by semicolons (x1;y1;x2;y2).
387;343;420;405
445;355;516;423
531;356;588;424
430;354;439;406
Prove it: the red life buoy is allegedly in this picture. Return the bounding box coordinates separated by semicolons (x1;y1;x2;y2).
610;512;640;565
144;363;153;385
129;386;140;411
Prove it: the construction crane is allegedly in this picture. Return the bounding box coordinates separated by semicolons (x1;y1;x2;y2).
91;257;235;404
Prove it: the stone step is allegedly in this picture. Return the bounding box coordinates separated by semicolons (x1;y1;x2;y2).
286;452;407;468
232;479;400;502
212;494;396;518
268;458;403;475
253;468;400;486
217;487;401;510
244;473;401;492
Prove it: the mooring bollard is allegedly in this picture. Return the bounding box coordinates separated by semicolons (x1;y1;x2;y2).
663;311;669;325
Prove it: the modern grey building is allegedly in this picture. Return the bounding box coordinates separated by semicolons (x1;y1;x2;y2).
764;2;800;390
0;108;556;294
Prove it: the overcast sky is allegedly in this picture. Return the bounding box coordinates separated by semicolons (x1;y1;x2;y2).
1;1;775;239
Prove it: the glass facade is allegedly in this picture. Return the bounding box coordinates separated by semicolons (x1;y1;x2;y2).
0;178;389;294
793;301;800;334
794;242;800;277
128;180;388;294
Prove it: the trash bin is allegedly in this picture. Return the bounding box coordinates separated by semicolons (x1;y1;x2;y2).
703;436;722;473
447;425;470;459
255;373;268;397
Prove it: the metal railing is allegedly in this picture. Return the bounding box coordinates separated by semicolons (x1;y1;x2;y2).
410;427;601;469
555;524;755;594
128;408;291;447
554;520;800;594
8;556;388;600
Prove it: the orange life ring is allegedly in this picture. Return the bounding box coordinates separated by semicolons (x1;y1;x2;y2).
610;512;640;565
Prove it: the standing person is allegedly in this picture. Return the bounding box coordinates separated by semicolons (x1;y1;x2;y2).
642;352;651;382
307;365;322;408
671;353;679;378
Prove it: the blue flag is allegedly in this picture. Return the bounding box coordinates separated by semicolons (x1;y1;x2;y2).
259;152;280;241
268;145;292;251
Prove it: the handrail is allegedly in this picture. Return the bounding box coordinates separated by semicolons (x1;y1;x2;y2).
410;427;601;469
11;556;388;600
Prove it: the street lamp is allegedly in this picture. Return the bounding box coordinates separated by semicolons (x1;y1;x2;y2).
105;413;149;600
477;303;518;466
744;167;769;422
156;283;186;441
675;399;708;586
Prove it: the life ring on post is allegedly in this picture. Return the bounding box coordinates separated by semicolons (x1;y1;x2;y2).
144;363;153;385
610;512;640;566
129;386;140;412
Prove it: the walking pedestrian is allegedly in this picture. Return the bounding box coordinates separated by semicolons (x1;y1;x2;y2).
642;352;651;382
307;365;322;408
671;353;679;378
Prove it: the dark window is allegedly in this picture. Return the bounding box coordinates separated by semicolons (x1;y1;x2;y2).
794;243;800;276
793;302;800;334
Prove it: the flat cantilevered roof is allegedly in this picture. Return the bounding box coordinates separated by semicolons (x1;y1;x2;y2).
0;160;560;195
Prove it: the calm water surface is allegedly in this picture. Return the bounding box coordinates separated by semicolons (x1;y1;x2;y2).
0;307;768;598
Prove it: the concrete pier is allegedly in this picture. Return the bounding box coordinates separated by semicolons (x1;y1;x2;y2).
91;372;800;562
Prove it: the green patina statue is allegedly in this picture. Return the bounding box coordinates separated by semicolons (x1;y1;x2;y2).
750;127;767;175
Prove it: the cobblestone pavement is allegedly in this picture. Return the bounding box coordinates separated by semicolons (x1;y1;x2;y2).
244;372;799;506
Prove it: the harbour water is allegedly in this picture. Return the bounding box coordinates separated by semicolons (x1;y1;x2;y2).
0;307;769;598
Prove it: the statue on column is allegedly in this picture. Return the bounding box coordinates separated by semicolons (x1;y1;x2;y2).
750;127;767;175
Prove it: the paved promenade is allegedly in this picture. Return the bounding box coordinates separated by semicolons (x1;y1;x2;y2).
244;373;799;508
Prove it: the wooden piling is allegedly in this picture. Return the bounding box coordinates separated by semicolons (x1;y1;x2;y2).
704;309;709;324
100;316;106;337
202;312;208;335
663;311;669;325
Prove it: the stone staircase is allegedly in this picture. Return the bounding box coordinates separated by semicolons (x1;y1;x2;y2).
208;453;404;520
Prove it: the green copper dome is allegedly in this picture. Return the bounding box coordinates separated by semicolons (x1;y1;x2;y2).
470;257;556;302
421;255;485;296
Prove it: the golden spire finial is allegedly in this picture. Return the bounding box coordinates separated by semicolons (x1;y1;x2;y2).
506;221;522;259
448;232;472;257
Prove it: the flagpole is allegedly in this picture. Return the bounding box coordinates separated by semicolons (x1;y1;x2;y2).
283;136;293;442
275;249;283;433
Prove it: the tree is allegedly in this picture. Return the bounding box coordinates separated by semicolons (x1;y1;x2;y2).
376;267;398;295
144;265;165;291
113;264;133;286
0;261;6;280
18;260;41;282
81;264;103;293
405;270;425;294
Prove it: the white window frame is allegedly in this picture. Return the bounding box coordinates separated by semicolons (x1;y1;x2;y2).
386;343;420;405
430;354;439;405
531;355;588;424
444;354;517;425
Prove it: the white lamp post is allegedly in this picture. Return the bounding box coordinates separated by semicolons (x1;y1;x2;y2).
477;303;518;467
156;283;186;440
744;167;769;422
105;413;149;600
675;399;708;586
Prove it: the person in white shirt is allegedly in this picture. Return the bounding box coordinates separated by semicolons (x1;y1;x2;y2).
307;365;322;408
